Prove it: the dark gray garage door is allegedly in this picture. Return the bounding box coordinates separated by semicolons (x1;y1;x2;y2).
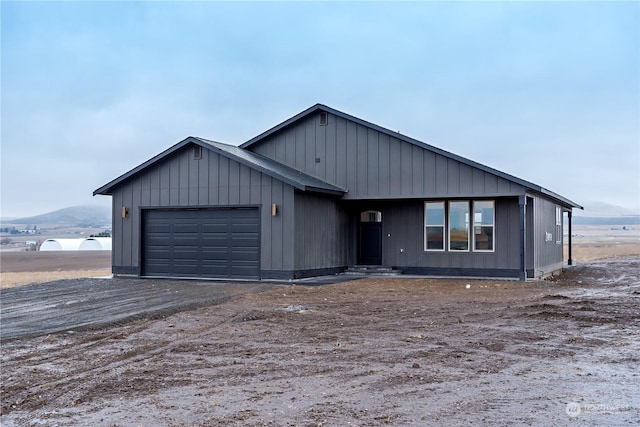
142;208;260;279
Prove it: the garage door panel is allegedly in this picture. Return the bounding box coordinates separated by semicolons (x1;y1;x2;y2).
230;264;259;277
172;236;200;246
173;250;199;259
230;235;259;246
230;249;259;261
143;208;259;278
173;224;200;233
201;237;229;247
201;225;230;234
231;223;259;233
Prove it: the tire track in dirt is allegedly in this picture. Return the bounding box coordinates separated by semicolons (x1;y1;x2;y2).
2;312;239;423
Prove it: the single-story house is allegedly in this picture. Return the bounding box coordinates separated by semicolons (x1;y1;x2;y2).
94;104;582;281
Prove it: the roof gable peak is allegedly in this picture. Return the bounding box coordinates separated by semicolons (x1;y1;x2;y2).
240;104;581;209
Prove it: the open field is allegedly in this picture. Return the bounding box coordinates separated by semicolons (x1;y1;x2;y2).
0;251;111;288
565;224;640;261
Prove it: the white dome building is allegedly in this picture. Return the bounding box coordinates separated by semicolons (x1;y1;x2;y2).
39;237;112;251
39;238;84;251
78;237;112;250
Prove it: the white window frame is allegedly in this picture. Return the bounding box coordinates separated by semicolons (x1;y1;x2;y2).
556;206;562;244
472;201;495;252
448;201;470;252
424;202;445;252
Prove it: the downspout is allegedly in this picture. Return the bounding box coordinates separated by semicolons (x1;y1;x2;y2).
519;195;527;281
568;210;573;266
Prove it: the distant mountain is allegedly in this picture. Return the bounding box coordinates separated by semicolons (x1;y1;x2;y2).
575;201;639;217
571;201;639;225
4;205;111;226
572;216;640;226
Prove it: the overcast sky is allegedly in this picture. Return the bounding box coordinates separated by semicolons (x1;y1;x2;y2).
2;1;638;218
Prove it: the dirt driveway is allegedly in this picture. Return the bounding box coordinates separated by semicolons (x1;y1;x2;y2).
0;278;273;341
1;257;639;426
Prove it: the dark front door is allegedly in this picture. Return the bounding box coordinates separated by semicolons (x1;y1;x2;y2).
358;210;382;265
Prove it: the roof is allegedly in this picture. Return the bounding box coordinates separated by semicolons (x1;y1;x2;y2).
93;137;346;196
241;103;582;209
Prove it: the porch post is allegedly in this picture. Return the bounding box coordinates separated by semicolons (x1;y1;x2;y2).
519;195;527;281
568;210;573;266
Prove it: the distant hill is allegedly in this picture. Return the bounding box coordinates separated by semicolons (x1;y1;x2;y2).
575;201;638;217
572;216;640;226
4;205;111;226
573;201;639;225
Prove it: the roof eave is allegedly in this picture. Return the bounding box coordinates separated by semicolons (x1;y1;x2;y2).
537;188;583;210
195;137;346;195
241;104;582;209
93;137;207;196
301;186;346;196
240;104;325;149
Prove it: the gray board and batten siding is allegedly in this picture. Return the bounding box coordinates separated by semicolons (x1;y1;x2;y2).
95;104;581;280
241;104;582;279
104;141;299;277
530;194;565;277
242;104;580;209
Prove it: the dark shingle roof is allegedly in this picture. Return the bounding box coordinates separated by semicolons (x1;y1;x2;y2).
194;137;346;195
93;137;346;196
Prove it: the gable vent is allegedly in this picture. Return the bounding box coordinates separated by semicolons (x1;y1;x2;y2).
319;112;328;126
193;145;202;160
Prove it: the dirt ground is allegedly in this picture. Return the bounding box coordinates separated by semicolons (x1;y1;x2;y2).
1;255;639;426
0;251;111;288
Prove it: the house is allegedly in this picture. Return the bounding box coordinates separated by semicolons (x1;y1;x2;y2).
94;104;582;281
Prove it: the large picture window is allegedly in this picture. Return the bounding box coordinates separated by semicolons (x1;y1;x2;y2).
424;200;496;253
473;201;494;251
449;201;470;251
424;202;445;251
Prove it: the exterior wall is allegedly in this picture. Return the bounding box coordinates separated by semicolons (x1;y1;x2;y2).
249;113;526;200
350;197;521;277
110;144;295;276
530;194;564;277
292;191;351;277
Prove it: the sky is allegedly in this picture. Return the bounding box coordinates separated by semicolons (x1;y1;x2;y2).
1;1;639;218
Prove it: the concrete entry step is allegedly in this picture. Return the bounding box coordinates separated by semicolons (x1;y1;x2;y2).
343;266;403;276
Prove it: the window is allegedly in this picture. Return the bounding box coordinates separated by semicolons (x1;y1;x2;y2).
556;207;562;244
473;201;494;251
424;200;496;253
449;201;470;251
424;202;445;251
360;210;382;223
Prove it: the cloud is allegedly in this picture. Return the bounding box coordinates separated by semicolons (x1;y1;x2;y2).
2;1;638;216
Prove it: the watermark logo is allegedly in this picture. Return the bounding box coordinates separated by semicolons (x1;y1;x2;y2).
566;402;581;418
566;402;632;418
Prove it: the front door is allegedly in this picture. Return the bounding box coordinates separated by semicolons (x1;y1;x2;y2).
358;210;382;265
